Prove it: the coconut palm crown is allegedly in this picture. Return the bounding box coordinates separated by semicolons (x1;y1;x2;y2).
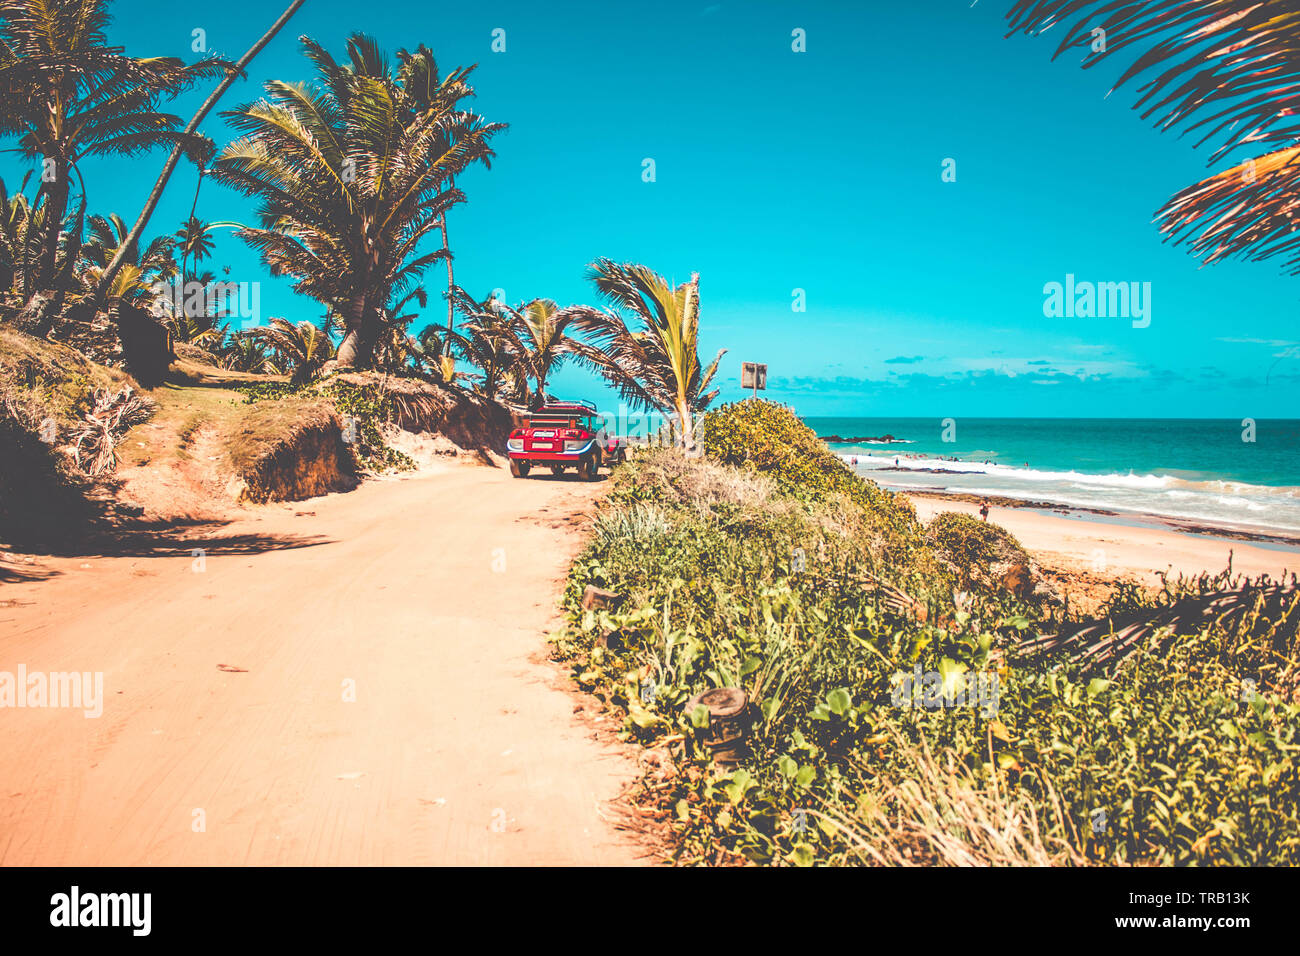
0;0;226;304
209;33;505;368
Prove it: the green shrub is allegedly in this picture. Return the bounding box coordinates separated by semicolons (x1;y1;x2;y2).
699;400;907;513
926;511;1038;597
698;400;923;573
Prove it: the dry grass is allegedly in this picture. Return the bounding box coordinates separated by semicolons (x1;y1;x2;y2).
223;398;339;475
0;327;134;433
818;733;1089;867
622;446;783;513
617;448;922;574
168;342;288;387
0;328;129;546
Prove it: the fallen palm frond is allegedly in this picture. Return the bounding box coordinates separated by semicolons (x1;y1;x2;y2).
72;387;155;476
1017;577;1300;676
804;569;928;621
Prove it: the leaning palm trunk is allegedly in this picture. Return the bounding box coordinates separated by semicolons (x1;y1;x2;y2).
442;177;456;332
1016;580;1300;677
90;0;306;311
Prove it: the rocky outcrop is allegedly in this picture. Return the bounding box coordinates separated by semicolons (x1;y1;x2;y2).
820;434;902;444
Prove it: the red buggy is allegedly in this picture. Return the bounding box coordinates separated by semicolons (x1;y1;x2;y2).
505;400;625;480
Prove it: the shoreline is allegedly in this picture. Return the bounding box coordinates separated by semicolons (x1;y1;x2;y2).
895;487;1300;550
904;491;1300;589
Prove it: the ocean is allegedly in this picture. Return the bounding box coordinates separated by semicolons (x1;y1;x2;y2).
805;417;1300;538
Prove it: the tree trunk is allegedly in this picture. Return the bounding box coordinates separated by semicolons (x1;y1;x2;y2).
441;177;455;332
676;394;694;451
45;186;86;329
181;166;206;289
336;295;378;368
35;171;69;299
89;0;306;312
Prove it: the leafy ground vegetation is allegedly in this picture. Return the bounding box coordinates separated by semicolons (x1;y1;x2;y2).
553;400;1300;865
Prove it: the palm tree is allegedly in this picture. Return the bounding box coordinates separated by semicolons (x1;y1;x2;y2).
246;317;335;384
175;217;216;285
0;172;40;302
504;297;577;404
219;334;274;374
369;288;428;374
0;0;226;311
559;259;726;450
163;272;231;349
210;34;505;369
414;325;464;385
445;286;531;401
78;213;176;311
1006;1;1300;274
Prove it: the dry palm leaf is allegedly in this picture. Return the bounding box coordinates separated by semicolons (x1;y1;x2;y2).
72;386;155;476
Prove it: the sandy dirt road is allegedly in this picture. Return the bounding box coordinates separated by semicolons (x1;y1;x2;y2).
0;465;645;865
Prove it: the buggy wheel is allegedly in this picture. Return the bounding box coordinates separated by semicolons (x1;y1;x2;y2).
550;464;566;477
579;453;600;481
510;459;531;478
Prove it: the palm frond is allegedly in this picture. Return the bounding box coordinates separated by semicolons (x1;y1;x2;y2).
1006;0;1300;273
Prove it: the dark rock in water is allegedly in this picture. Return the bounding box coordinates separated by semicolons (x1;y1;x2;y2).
820;433;898;444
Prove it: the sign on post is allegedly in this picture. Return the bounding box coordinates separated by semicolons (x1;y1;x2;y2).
741;362;767;399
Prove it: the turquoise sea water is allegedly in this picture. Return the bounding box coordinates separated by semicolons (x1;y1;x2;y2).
805;418;1300;536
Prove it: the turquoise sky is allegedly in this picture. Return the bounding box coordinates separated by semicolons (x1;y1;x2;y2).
6;0;1299;417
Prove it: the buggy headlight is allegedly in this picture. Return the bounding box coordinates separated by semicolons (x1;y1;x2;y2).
563;439;585;452
507;438;523;452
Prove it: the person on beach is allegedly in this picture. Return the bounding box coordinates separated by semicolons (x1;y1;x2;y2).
979;500;990;522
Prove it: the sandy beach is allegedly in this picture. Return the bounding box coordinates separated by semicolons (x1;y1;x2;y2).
907;492;1300;589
